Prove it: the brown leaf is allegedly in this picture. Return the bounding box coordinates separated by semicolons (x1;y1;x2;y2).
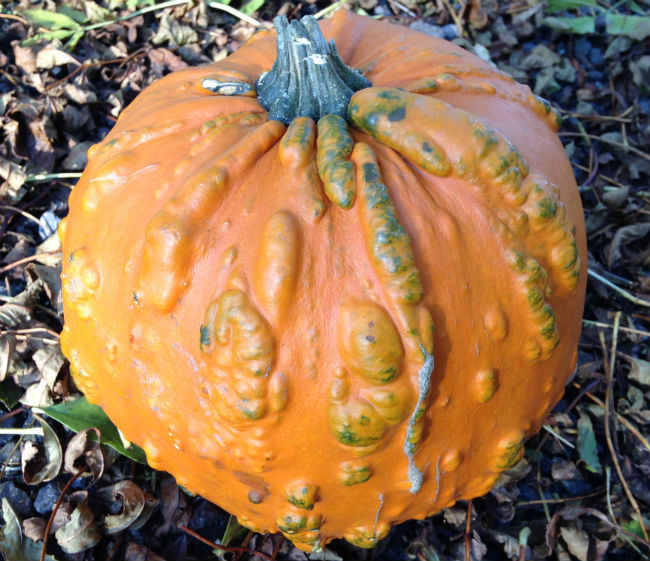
22;517;47;542
13;44;38;73
607;222;650;268
125;543;168;561
559;525;589;561
20;414;62;485
98;480;146;534
54;493;101;554
156;477;191;536
35;47;80;70
64;427;105;481
0;334;15;382
147;48;188;74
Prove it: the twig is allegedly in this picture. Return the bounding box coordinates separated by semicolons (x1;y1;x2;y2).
587;268;650;308
542;424;575;449
206;2;261;27
41;467;88;561
0;249;61;274
25;172;82;183
0;205;42;226
1;327;60;339
582;320;650;338
464;499;472;561
0;407;26;424
600;314;649;542
558;131;650;162
516;488;605;506
0;13;29;24
180;525;275;560
43;49;148;93
0;427;44;436
583;391;650;455
572;162;627;189
441;0;465;36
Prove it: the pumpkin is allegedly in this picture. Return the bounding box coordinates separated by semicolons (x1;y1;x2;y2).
59;10;587;551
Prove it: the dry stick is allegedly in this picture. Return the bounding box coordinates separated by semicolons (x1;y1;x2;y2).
516;487;606;507
464;499;472;561
587;269;650;308
0;406;25;424
584;390;650;455
600;314;650;542
0;249;61;274
180;525;275;561
558;131;650;162
583;319;650;338
42;50;149;94
572;161;627;189
40;466;88;561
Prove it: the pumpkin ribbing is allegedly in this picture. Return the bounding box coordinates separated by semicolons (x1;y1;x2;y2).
60;11;586;552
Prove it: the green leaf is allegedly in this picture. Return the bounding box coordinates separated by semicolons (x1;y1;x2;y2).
64;30;86;51
0;378;22;409
22;8;81;30
576;412;602;474
42;398;147;464
542;15;596;34
57;5;88;24
23;29;78;46
545;0;600;11
606;14;650;40
240;0;264;16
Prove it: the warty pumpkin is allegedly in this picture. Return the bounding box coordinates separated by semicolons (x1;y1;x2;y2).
59;10;587;551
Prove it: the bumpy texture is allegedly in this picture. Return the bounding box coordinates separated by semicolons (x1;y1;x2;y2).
60;11;587;551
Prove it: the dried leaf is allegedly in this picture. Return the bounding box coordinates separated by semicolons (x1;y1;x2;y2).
559;525;589;561
21;414;62;485
98;480;146;534
33;346;65;390
607;222;650;268
0;334;15;382
601;186;629;209
125;543;168;561
628;357;650;387
152;13;198;47
54;495;100;554
63;428;105;481
35;47;80;69
22;517;47;543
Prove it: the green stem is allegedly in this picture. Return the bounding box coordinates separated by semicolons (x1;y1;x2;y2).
256;15;371;124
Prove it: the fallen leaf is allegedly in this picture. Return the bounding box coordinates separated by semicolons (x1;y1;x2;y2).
35;47;80;69
98;480;146;534
576;411;602;474
628;357;650;387
63;427;105;481
607;222;650;268
54;494;100;554
21;414;63;485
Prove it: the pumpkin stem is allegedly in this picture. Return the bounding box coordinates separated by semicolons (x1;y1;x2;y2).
256;15;372;124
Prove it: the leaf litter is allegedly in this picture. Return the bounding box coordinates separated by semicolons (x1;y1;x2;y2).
1;0;650;559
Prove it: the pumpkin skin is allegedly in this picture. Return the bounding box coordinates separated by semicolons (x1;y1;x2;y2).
59;10;587;551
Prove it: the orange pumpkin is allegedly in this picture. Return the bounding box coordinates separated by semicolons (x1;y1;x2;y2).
59;10;586;551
